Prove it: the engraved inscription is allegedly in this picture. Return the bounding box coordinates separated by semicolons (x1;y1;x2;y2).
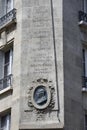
29;39;55;77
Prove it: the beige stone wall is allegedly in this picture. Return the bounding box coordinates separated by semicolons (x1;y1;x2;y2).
0;0;85;130
11;0;22;130
19;0;64;129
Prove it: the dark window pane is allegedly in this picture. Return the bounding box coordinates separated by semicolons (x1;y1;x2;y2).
4;63;9;76
1;114;11;130
5;50;10;64
83;49;85;76
1;115;7;128
85;115;87;130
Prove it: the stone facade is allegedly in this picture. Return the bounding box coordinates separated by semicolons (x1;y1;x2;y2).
0;0;86;130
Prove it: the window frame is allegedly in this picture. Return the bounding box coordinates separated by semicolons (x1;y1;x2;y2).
0;113;11;130
4;48;13;77
0;42;13;91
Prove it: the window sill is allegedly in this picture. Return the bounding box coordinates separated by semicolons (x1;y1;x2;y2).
82;87;87;92
0;86;13;95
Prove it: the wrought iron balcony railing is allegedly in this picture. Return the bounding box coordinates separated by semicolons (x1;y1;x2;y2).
0;74;12;91
0;8;16;30
79;11;87;23
82;76;87;88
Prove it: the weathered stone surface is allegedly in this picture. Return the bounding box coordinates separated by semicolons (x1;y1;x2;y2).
0;0;85;130
19;0;63;128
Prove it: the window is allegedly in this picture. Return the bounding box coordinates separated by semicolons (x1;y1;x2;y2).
82;48;87;87
6;0;13;13
3;49;13;89
0;0;16;30
4;49;13;77
84;0;87;13
79;0;87;25
0;46;13;91
84;115;87;130
0;113;11;130
83;49;86;77
1;0;13;15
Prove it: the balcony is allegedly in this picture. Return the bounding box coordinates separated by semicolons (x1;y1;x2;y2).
0;74;12;91
78;11;87;27
0;8;16;31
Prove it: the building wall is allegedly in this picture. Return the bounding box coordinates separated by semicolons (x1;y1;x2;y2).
19;0;64;129
80;9;87;130
11;0;22;130
0;0;86;130
63;0;84;130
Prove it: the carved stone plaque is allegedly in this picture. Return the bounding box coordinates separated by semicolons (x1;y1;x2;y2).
32;85;51;109
34;85;47;106
28;79;55;110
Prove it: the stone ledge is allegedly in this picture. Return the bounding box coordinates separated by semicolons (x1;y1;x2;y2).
19;121;64;129
0;86;13;95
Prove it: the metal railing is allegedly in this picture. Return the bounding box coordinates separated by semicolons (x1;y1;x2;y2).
79;11;87;22
0;8;16;29
82;76;87;88
0;74;12;91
